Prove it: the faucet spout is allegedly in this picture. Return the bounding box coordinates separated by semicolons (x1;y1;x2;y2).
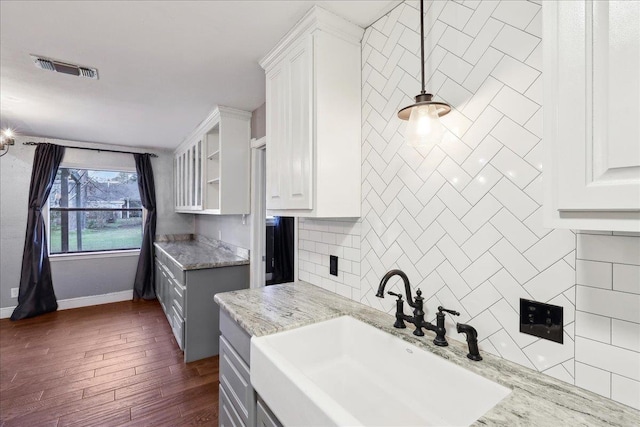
376;269;415;307
457;323;482;361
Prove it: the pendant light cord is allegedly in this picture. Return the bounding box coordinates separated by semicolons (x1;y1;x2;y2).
420;0;425;95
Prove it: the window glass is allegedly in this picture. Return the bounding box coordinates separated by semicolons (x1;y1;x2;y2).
49;168;142;254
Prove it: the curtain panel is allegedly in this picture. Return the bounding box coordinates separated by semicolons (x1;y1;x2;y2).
11;143;65;321
132;153;157;300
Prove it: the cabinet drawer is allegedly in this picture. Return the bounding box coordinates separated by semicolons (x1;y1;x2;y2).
171;280;185;315
156;249;171;271
220;384;245;427
219;336;251;423
157;250;185;285
220;310;251;365
171;306;184;350
172;297;184;318
166;260;185;285
256;399;282;427
164;308;173;330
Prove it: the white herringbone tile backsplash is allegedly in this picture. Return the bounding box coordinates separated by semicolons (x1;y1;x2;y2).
298;0;640;408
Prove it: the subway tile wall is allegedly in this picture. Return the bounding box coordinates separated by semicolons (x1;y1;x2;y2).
297;0;640;410
298;219;362;300
574;231;640;410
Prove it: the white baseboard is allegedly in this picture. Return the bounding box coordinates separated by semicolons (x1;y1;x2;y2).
0;290;134;319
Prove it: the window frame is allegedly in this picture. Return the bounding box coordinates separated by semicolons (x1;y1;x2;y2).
47;164;145;259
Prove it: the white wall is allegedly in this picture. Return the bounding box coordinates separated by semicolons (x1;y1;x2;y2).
297;0;640;410
195;214;251;250
0;135;193;309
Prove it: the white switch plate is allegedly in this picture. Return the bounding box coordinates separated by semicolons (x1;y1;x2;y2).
10;288;19;298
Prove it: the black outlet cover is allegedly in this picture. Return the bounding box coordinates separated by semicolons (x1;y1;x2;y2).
520;298;563;344
329;255;338;276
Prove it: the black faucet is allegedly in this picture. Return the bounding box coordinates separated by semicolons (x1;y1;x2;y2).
376;270;459;346
457;323;482;361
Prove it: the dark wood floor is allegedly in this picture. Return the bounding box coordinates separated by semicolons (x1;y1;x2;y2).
0;300;219;427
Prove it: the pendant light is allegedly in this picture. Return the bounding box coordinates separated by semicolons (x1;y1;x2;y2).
398;0;451;150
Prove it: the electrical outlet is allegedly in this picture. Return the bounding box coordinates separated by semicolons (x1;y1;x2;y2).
10;288;19;298
520;298;563;344
329;256;338;276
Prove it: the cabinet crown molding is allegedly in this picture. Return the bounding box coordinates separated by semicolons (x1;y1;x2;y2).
259;5;364;72
176;105;252;154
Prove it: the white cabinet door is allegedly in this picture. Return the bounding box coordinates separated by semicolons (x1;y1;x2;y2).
260;7;363;217
285;37;313;210
551;1;640;211
544;0;640;231
266;38;314;211
174;138;204;212
266;61;288;210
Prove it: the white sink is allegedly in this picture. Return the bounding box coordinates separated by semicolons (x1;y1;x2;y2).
251;316;511;427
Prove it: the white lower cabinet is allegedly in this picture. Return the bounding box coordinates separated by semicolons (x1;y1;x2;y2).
219;311;283;427
543;0;640;232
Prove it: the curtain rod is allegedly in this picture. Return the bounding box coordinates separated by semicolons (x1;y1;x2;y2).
22;141;158;158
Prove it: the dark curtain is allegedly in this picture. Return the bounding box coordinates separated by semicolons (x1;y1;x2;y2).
132;153;157;300
271;216;294;284
11;143;65;321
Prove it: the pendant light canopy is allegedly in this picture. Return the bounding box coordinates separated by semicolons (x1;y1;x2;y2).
398;0;452;150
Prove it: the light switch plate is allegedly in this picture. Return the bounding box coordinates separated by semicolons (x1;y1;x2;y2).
519;298;563;344
10;288;18;298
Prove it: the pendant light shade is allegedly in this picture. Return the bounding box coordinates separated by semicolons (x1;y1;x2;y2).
398;0;452;149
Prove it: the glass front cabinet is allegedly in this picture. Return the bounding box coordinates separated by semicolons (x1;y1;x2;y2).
174;106;251;215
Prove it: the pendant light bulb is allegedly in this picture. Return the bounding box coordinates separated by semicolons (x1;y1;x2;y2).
405;104;446;149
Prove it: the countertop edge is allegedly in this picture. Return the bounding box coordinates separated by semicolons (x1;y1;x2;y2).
154;241;249;271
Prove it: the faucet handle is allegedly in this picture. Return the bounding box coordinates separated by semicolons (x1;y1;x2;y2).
438;306;460;316
387;291;403;300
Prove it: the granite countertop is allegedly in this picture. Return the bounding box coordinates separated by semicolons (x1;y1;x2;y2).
154;234;249;270
215;281;640;427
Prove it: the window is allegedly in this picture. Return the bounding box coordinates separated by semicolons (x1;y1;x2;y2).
48;168;143;254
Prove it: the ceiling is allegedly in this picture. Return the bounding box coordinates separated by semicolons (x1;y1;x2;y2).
0;0;399;149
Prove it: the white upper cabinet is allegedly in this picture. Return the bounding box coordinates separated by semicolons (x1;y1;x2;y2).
175;106;251;215
260;7;364;218
543;1;640;232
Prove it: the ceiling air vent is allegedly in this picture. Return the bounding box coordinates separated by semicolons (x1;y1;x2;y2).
35;58;55;71
78;67;96;79
30;55;98;80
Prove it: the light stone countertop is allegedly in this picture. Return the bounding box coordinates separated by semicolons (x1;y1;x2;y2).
154;234;249;270
214;281;640;427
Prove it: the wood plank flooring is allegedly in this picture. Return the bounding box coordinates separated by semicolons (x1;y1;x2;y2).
0;300;219;426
